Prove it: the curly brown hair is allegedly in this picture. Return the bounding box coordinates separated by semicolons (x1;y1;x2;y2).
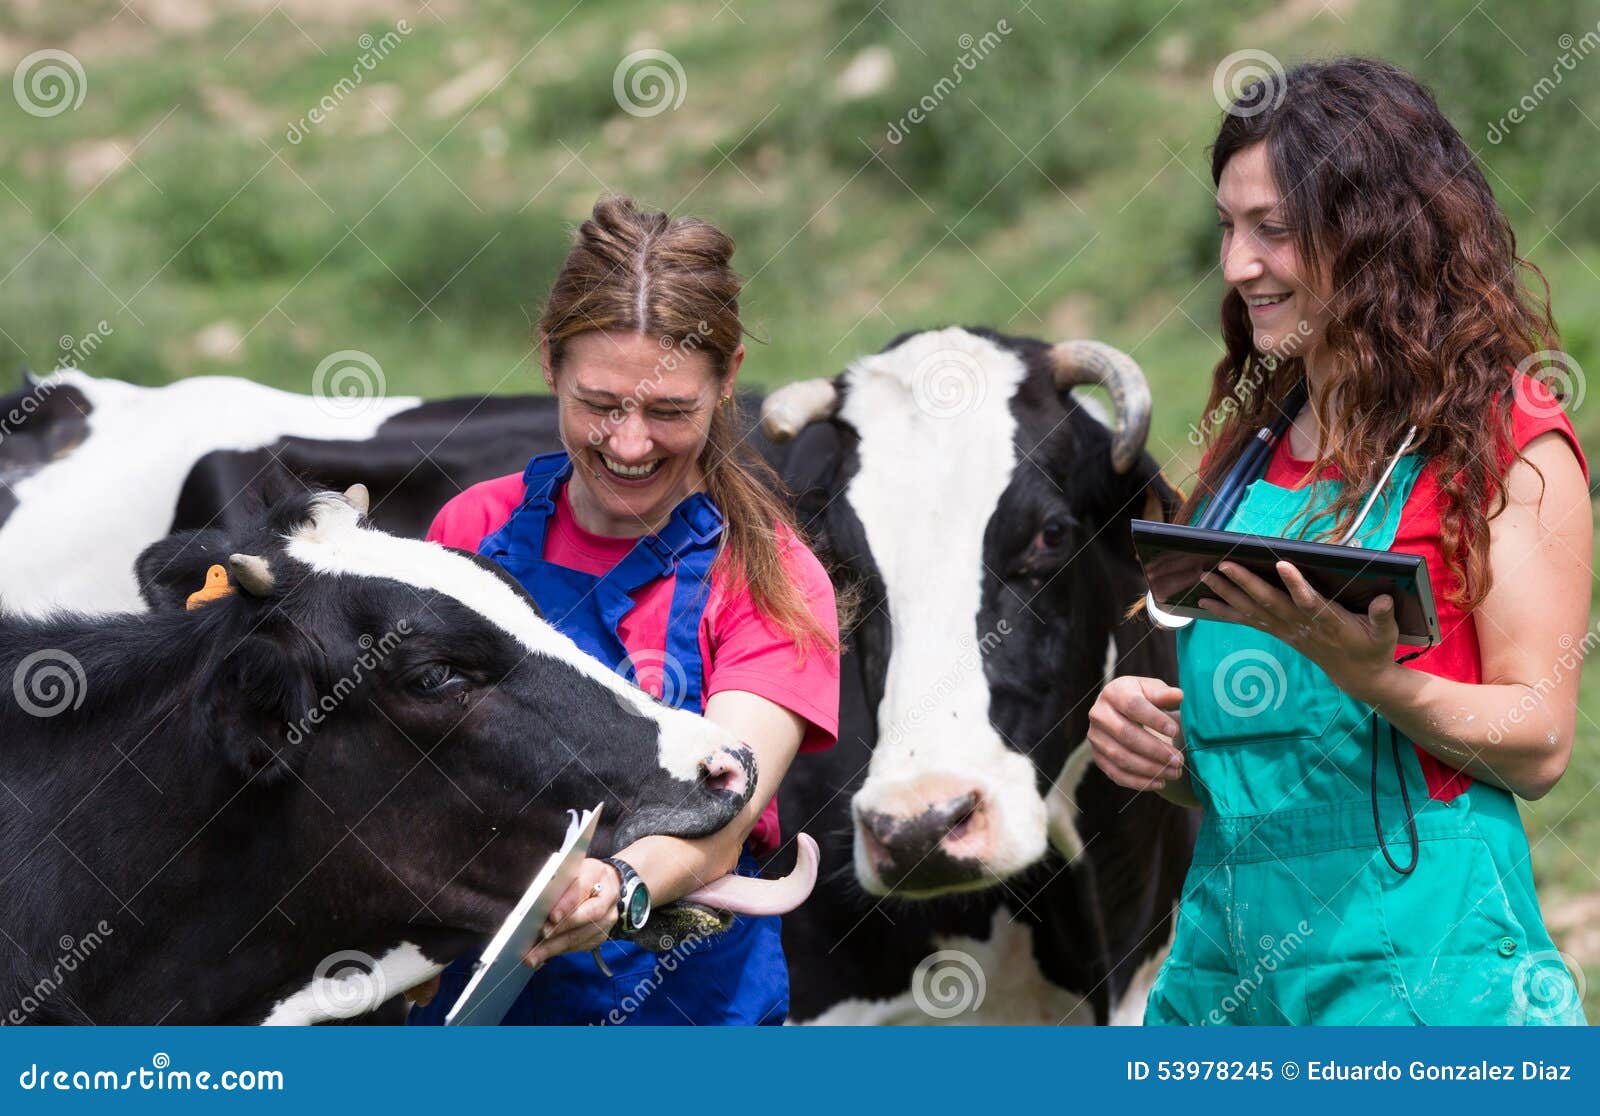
1176;56;1566;612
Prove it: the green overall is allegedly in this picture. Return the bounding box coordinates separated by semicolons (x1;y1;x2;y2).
1143;451;1586;1026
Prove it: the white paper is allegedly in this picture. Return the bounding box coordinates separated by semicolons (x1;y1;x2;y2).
445;804;602;1026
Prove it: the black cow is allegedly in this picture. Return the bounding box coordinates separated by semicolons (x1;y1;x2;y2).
759;326;1197;1024
0;368;555;616
0;485;756;1024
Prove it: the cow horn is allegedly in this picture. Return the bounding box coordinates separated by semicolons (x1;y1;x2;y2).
228;553;275;597
760;379;839;442
1049;340;1152;475
343;483;370;517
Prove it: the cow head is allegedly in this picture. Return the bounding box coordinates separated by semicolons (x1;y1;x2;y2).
134;486;755;942
767;327;1179;898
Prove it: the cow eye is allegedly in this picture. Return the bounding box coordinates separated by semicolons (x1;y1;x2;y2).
410;663;463;696
1035;516;1076;551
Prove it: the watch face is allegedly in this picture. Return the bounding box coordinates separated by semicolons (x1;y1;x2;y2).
625;883;650;930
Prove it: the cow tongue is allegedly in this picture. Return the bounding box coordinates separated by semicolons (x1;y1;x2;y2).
680;832;819;915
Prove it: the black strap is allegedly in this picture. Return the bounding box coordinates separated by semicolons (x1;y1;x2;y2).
1370;709;1419;874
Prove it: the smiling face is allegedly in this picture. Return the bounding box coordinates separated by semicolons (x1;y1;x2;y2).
546;330;738;538
1216;142;1333;361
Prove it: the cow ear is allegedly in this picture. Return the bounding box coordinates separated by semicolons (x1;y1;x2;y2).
201;632;318;782
136;528;233;610
1139;466;1185;523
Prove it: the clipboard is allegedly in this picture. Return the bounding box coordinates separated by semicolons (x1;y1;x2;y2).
445;804;603;1025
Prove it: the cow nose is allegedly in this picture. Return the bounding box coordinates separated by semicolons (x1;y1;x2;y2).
699;744;755;802
858;790;984;890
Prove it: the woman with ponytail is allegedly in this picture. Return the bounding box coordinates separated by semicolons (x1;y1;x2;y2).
407;195;839;1025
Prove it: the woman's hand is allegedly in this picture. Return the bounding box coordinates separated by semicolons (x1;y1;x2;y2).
1197;560;1400;703
522;859;620;969
1088;675;1185;792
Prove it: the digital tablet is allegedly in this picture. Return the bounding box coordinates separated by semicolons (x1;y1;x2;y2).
445;804;602;1026
1130;519;1441;647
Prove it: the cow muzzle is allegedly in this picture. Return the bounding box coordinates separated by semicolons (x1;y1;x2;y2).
851;768;1049;896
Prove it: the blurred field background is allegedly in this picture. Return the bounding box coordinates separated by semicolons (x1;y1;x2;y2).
0;0;1596;1016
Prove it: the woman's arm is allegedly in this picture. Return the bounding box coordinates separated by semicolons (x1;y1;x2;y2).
605;690;807;899
1200;431;1591;802
1348;432;1593;799
523;690;806;966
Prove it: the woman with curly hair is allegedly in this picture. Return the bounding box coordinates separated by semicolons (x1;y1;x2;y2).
1089;57;1590;1025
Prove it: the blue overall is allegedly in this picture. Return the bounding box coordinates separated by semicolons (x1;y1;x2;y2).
406;451;790;1026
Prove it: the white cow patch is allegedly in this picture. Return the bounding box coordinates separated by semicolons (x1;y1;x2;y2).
283;494;726;781
841;328;1046;888
0;370;419;617
261;942;440;1025
803;909;1097;1026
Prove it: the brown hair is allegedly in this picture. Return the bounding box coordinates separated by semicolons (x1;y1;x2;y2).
539;194;834;651
1180;57;1564;611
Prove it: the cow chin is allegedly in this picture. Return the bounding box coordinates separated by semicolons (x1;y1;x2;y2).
849;770;1049;898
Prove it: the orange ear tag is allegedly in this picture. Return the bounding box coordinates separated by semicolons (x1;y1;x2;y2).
185;564;236;610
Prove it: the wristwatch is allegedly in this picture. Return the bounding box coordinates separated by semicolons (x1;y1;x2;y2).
605;857;651;932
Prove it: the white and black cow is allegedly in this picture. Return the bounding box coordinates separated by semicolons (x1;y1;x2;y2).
758;326;1197;1024
0;485;761;1024
0;368;554;616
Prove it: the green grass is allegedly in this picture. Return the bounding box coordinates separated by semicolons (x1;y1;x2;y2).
0;0;1596;1017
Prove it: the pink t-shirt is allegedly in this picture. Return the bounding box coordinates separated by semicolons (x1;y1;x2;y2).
426;473;840;857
